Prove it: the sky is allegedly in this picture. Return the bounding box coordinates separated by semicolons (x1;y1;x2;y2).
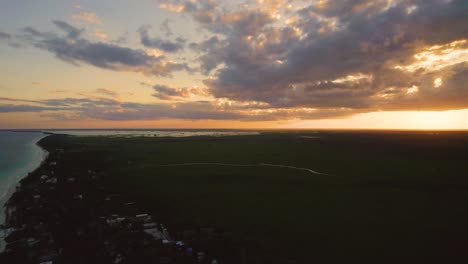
0;0;467;130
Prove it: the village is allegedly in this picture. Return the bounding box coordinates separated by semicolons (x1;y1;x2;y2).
0;145;222;264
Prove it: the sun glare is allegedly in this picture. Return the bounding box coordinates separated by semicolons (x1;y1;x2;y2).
286;110;468;130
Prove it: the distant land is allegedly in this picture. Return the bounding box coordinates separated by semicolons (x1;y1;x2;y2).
2;130;468;263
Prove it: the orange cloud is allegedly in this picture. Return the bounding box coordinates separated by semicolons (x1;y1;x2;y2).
72;12;102;25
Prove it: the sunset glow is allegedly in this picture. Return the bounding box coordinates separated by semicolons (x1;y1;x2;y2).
0;0;467;129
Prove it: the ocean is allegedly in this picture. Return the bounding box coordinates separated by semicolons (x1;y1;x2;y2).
0;131;47;224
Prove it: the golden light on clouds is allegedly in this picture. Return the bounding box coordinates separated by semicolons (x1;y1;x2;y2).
332;73;372;84
395;39;468;72
406;85;419;94
1;0;467;130
72;12;102;25
406;5;418;14
159;3;186;13
94;29;108;40
145;49;164;57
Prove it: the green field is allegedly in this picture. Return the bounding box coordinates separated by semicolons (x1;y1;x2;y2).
45;131;468;262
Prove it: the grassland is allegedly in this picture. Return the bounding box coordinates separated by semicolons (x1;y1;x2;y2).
43;131;468;262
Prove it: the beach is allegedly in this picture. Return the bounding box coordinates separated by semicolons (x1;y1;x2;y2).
0;131;47;251
0;134;221;263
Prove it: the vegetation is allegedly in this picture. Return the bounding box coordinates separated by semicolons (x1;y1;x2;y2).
40;131;468;262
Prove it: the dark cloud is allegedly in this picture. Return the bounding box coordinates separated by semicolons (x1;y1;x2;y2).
190;36;226;73
0;97;41;104
160;19;174;37
153;84;182;99
0;97;241;120
152;84;208;100
20;21;189;76
0;105;64;113
138;25;185;52
188;0;468;112
3;0;467;123
0;31;22;48
0;96;358;121
95;101;243;121
95;88;119;98
52;20;83;39
41;97;119;107
0;32;11;40
376;62;468;111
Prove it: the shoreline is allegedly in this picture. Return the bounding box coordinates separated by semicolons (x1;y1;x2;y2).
3;139;49;218
1;132;468;262
0;133;49;252
0;135;48;217
0;134;223;263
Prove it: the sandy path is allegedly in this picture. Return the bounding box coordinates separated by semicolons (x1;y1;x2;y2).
155;162;334;176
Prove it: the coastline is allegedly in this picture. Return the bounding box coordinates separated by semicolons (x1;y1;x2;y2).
3;139;49;218
0;134;222;263
0;133;49;252
0;134;49;219
1;132;468;262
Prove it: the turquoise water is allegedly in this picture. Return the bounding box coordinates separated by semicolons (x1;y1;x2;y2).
0;131;47;224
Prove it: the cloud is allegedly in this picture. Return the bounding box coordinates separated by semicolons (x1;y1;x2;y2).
0;97;240;120
0;97;41;104
52;20;83;39
72;11;102;25
95;88;119;98
138;25;186;52
152;84;208;100
0;31;22;48
20;21;189;76
159;2;186;13
94;29;108;40
0;96;359;122
31;81;48;87
3;0;467;123
0;105;64;113
175;0;468;113
160;19;174;37
0;32;11;40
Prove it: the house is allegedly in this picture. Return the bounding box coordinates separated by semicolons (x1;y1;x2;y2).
135;214;149;218
144;228;163;240
135;214;151;222
176;241;184;246
67;178;76;183
26;238;39;247
143;222;158;229
46;178;57;184
106;216;126;227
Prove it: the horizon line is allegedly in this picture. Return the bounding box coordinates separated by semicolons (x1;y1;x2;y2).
2;128;468;132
